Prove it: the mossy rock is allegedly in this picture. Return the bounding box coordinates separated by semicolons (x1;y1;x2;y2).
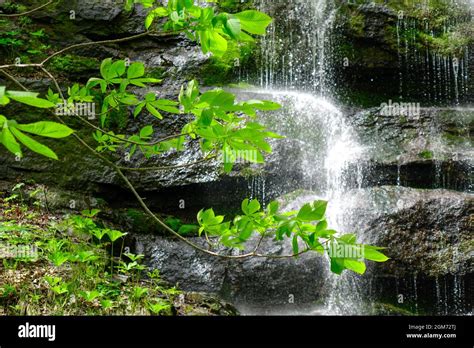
373;302;416;316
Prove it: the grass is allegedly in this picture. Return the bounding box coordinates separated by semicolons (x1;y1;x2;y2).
0;184;184;315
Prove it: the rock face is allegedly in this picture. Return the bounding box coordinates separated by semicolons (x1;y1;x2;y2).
0;0;472;315
0;0;244;211
347;107;473;192
133;233;327;308
332;0;474;106
129;185;472;311
278;186;474;278
360;188;473;277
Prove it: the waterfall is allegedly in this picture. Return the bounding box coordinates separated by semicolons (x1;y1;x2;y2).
244;0;369;315
256;0;337;94
234;0;473;315
394;2;473;105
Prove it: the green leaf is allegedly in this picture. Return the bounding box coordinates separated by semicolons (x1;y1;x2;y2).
244;99;281;111
145;5;168;28
127;62;145;79
9;127;58;160
339;233;357;244
247;199;260;214
343;259;366;274
7;91;55;108
177;224;199;235
292;235;299;255
140;125;153;138
296;200;327;222
81;209;100;218
267;201;279;215
134;102;146;117
0;127;22;157
362;247;389;262
234;10;272;35
145;12;155;29
208;30;228;57
152;99;180;113
199;90;235;108
0;86;8;105
86;78;107;93
154;6;169;16
146;103;163;119
330;258;345;275
237;219;253;241
312;200;327;220
100;58;112;80
108;60;126;79
106;229;127;242
241;198;260;215
224;17;241;40
315;220;328;234
15;121;74;138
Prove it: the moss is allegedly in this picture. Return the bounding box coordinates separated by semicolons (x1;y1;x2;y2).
147;67;167;80
442;133;471;146
49;54;100;76
339;0;472;59
348;12;365;37
200;40;256;86
217;0;255;12
418;150;434;160
0;1;27;14
419;23;474;57
373;302;416;316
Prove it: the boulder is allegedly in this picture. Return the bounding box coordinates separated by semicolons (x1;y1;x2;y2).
278;186;474;277
348;107;473;191
132;232;327;307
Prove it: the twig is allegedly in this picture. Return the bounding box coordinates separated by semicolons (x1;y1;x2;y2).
0;17;312;261
41;30;177;65
0;0;55;17
0;69;28;90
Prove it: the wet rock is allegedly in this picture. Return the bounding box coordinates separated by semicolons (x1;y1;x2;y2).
348;107;473;191
132;233;327;307
279;186;474;277
176;292;239;316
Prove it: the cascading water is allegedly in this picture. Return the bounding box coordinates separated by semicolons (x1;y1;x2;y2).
243;0;371;315
256;0;337;94
239;0;473;315
394;0;473;105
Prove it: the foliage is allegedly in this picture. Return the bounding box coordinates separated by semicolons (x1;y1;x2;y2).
0;192;177;315
198;198;388;274
136;0;272;57
0;0;389;275
0;88;74;159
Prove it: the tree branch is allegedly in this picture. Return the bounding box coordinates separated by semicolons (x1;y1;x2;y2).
41;30;178;66
0;15;311;261
0;0;55;17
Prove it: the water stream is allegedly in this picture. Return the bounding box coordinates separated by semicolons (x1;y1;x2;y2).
238;0;473;315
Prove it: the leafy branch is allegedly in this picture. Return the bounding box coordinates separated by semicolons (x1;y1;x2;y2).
0;0;389;274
